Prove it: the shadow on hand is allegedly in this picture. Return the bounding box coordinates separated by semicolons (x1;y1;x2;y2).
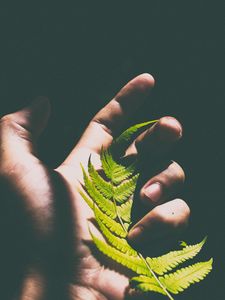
0;170;77;300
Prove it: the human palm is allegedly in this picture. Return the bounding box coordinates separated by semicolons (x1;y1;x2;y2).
0;74;189;300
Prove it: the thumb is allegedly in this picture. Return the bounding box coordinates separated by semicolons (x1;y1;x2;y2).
0;97;50;163
10;96;51;140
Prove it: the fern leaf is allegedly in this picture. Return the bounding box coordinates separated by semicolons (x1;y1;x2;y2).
111;161;137;185
111;120;158;156
131;258;213;295
79;189;94;210
117;198;133;223
81;165;116;218
100;148;137;185
114;173;139;203
100;148;114;179
160;259;213;294
79;120;213;299
130;275;166;295
79;189;128;238
90;230;151;276
179;241;188;247
123;222;130;231
95;209;137;256
146;237;207;275
88;158;113;199
94;206;127;237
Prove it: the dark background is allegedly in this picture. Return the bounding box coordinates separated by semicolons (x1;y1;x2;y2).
0;2;224;299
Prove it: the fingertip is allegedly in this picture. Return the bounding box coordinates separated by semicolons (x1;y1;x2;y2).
115;73;155;104
156;116;183;141
29;96;51;116
138;72;155;83
127;198;190;245
17;96;51;138
132;73;155;91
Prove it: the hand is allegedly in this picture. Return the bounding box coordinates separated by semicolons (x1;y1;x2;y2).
0;74;190;300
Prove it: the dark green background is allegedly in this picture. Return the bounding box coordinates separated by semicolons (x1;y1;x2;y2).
0;2;224;299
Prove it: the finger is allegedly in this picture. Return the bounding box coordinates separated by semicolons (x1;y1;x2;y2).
63;73;155;166
0;97;50;169
128;199;190;244
126;116;182;158
139;161;185;208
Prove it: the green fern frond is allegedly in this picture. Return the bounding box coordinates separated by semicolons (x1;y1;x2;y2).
101;148;137;184
111;120;158;156
95;206;127;237
130;275;166;295
179;241;188;247
95;209;137;256
117;198;133;223
114;173;139;203
160;259;213;294
111;161;137;185
88;158;113;199
79;189;94;210
100;148;114;179
81;165;116;218
100;148;124;180
146;237;207;275
90;230;151;276
79;120;213;299
88;154;136;204
131;258;213;295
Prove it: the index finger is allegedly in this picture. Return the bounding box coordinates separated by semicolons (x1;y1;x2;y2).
63;73;155;167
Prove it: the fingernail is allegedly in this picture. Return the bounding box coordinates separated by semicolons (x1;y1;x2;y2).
128;226;143;242
165;117;183;138
156;117;183;141
144;182;162;204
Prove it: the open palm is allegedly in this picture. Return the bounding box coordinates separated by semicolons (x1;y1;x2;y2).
0;74;189;300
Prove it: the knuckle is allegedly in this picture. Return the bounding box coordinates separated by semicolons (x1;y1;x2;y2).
150;205;168;223
90;118;113;137
151;199;190;229
0;114;21;133
0;113;31;141
0;114;14;126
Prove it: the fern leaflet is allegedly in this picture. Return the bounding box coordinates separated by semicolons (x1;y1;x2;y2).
160;258;213;294
81;165;116;218
90;230;152;276
131;258;213;295
88;158;113;199
94;209;137;256
114;173;139;203
146;237;207;275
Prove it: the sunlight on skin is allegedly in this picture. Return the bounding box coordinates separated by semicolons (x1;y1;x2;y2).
0;74;190;300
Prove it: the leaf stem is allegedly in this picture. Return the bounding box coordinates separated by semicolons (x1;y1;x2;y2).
110;149;174;300
138;253;174;300
112;196;127;233
112;193;174;300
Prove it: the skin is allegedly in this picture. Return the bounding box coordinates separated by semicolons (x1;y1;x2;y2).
0;74;190;300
